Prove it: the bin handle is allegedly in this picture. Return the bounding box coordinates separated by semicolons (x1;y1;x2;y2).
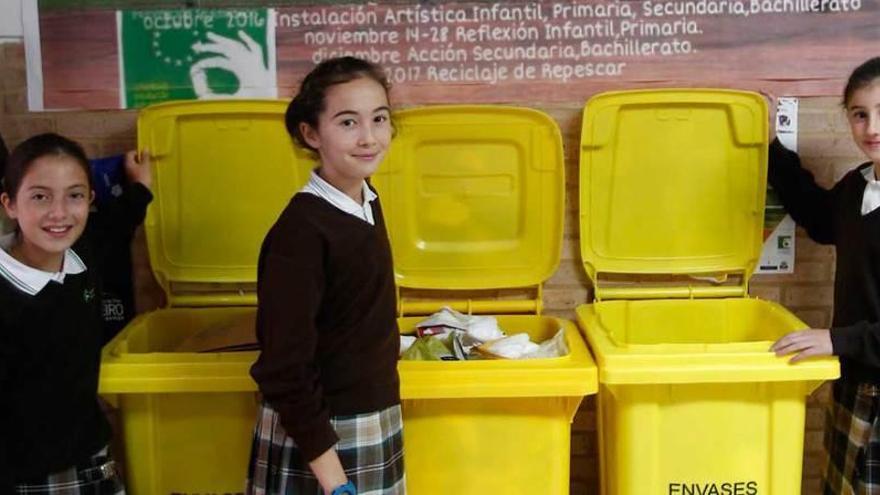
396;285;544;317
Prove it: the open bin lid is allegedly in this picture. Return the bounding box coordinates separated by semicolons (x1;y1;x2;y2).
579;89;768;299
138;100;315;307
373;105;564;293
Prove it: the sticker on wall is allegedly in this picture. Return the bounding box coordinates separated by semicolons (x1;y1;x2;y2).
117;8;277;108
758;215;795;274
775;97;799;152
758;97;798;274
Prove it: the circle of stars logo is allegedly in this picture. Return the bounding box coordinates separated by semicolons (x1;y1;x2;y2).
152;30;197;67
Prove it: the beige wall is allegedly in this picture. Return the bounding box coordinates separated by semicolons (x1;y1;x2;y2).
0;40;867;494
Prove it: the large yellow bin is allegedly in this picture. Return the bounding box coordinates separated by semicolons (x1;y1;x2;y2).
101;101;597;495
375;105;597;495
100;99;314;495
575;90;839;495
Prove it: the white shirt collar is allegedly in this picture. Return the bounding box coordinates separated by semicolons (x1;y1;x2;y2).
0;232;87;295
861;165;880;216
300;170;378;225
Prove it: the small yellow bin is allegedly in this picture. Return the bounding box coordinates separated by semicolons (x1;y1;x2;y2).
576;89;839;494
100;99;314;495
375;105;597;495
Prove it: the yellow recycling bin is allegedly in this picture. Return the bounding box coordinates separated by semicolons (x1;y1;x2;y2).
575;89;839;495
373;105;597;495
100;101;596;495
100;99;314;494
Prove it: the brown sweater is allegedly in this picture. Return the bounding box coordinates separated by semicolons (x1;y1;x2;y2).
250;192;400;461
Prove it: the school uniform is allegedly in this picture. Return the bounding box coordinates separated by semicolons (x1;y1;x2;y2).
248;171;405;495
769;139;880;494
0;183;151;494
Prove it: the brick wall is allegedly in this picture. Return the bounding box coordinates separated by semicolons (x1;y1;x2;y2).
0;39;866;494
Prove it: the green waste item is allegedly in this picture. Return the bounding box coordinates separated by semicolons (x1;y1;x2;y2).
400;336;456;361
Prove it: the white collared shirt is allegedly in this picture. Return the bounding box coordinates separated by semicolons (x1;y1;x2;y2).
0;232;86;295
300;170;378;225
862;166;880;216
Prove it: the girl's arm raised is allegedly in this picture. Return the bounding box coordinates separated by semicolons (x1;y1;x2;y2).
80;150;154;252
768;139;837;245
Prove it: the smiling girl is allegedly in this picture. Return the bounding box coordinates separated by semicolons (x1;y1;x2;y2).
247;57;405;495
770;57;880;494
0;133;152;494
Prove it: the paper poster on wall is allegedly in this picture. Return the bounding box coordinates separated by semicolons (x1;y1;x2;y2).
759;213;795;274
118;8;277;108
29;1;878;110
758;97;798;274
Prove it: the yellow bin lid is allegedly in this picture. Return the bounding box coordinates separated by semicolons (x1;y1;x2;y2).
373;105;565;291
579;89;768;298
137;100;315;307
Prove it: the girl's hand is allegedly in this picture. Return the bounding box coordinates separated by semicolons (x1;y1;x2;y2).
309;447;349;494
124;150;152;190
770;329;833;363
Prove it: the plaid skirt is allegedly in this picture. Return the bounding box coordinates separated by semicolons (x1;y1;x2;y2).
13;447;125;495
247;402;405;495
824;381;880;494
